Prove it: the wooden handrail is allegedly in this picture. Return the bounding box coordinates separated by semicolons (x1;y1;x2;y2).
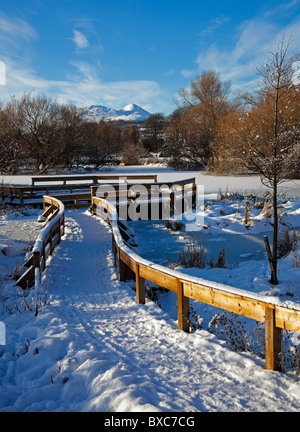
91;196;300;372
1;174;161;206
31;174;158;185
16;196;65;289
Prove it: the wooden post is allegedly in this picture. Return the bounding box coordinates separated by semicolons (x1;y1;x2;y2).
61;214;65;237
265;306;282;371
264;236;278;285
118;255;128;282
245;200;250;225
49;228;53;255
170;190;175;217
33;251;41;284
192;182;196;209
19;189;23;205
136;264;145;304
177;281;189;333
112;236;117;267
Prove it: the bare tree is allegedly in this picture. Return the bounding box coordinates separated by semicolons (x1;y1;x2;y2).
0;100;22;173
214;36;300;284
16;93;67;173
85;120;122;168
120;126;147;165
59;103;85;170
143;113;165;153
166;71;232;168
165;106;213;168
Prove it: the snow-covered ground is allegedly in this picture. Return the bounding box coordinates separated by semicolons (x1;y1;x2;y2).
129;195;300;304
0;208;43;286
2;165;300;198
127;196;300;365
0;168;300;412
1;209;300;412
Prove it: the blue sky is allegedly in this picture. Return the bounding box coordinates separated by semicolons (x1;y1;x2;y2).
0;0;299;115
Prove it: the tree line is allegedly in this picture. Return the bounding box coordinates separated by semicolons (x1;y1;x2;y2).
0;36;299;180
0;36;298;285
0;93;142;174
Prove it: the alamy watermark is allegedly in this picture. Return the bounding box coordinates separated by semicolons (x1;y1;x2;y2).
95;178;204;231
0;321;5;345
0;61;6;86
292;61;300;86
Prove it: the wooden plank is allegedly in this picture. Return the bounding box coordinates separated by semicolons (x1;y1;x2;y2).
51;232;61;251
41;204;55;219
47;208;59;221
119;249;137;273
32;174;158;185
16;265;35;289
183;281;267;323
139;265;178;292
275;306;300;332
23;254;34;268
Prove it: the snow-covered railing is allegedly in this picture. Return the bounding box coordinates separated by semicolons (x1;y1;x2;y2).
31;173;158;186
91;196;300;372
91;177;197;220
1;174;158;206
16;196;65;289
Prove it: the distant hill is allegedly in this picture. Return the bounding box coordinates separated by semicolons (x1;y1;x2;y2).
81;103;151;122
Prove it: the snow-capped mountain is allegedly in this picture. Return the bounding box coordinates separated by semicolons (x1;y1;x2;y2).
81;103;151;122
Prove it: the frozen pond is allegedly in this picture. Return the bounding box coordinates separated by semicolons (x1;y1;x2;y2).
128;219;300;267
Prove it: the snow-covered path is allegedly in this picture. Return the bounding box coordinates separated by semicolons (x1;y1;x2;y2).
1;210;300;412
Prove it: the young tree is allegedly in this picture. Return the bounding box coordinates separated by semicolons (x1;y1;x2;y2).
250;37;299;283
165;106;213;168
143;113;165;153
121;126;147;165
166;71;232;168
85;120;122;168
214;36;300;284
59;103;85;169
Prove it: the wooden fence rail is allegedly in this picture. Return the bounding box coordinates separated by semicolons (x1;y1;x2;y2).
16;196;65;289
91;195;300;372
1;174;158;206
91;177;197;219
31;174;158;185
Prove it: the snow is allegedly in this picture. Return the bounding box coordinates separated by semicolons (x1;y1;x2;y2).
1;209;300;412
127;193;300;305
1;169;300;412
2;166;300;198
80;104;151;122
0;208;43;283
32;197;64;253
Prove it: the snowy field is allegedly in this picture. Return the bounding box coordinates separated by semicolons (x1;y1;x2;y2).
1;210;300;412
0;167;300;412
2;165;300;198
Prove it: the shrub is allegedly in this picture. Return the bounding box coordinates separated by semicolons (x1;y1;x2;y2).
165;219;184;231
278;229;298;259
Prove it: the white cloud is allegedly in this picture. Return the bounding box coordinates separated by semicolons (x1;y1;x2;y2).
196;14;300;93
0;55;166;113
200;15;230;36
0;13;37;43
0;13;37;59
181;69;195;78
73;30;89;49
